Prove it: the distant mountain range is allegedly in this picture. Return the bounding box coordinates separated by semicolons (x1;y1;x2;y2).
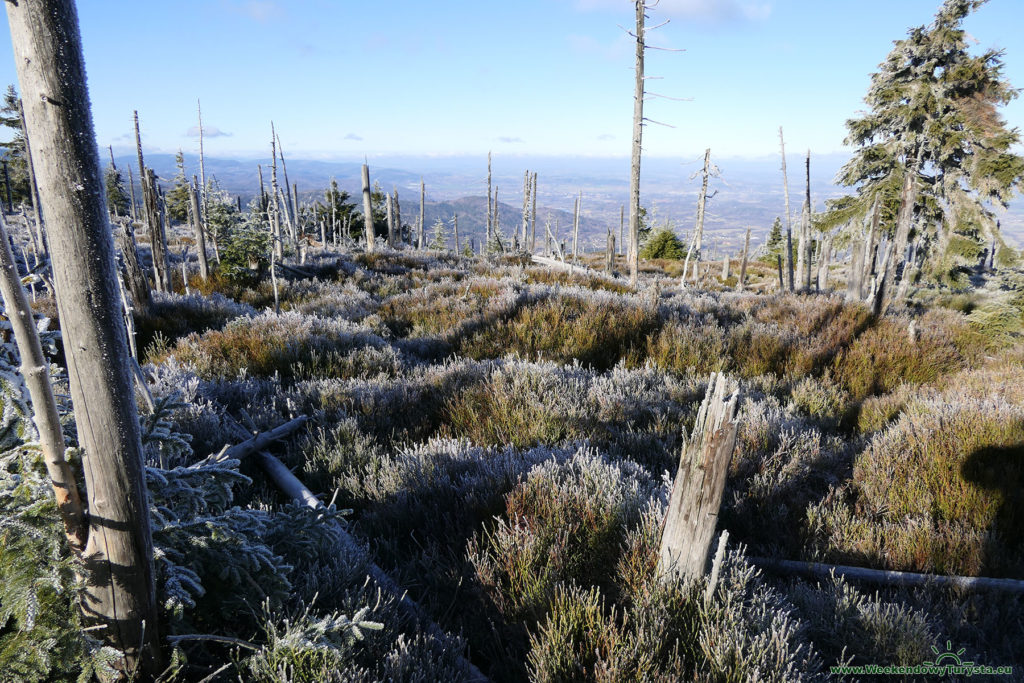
113;152;1024;252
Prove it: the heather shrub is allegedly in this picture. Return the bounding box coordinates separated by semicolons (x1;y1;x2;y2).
830;312;964;400
469;450;656;622
460;292;659;371
640;316;726;377
789;373;851;424
809;396;1024;575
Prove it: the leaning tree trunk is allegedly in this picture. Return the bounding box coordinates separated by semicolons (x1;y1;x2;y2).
659;373;740;582
628;0;645;287
0;214;85;551
6;0;160;673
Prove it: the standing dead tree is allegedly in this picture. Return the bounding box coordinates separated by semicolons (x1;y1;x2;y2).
683;148;717;284
134;112;170;292
779;127;794;292
658;373;740;582
189;174;209;281
572;191;581;262
419;177;426;249
6;0;161;672
362;163;375;252
737;227;751;291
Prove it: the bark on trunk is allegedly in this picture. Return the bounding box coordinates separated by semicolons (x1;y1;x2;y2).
779;128;794;292
115;222;150;313
362;163;375;252
189;175;209;281
737;227;750;291
0;214;86;550
6;0;160;671
628;0;645;287
691;148;711;284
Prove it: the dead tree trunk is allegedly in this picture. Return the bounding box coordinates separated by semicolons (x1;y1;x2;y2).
530;172;538;253
454;213;460;254
189;175;209;281
619;205;625;257
419;177;426;250
846;240;865;302
18;101;47;259
486;155;493;252
737;227;750;291
691;148;712;284
270;124;284;260
362;163;375;252
882;158;921;311
572;191;581;262
197;99;207;226
6;0;160;671
127;167;137;223
521;170;530;249
796;150;812;291
115;222;150;314
658;373;740;582
135;112;169;292
0;214;86;550
606;229;615;274
779;128;794;292
817;235;832;292
628;0;645;287
721;254;730;280
386;191;395;248
392;188;401;246
777;254;784;291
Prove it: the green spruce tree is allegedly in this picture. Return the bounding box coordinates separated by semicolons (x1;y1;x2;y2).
104;164;129;217
0;85;31;207
164;151;193;224
828;0;1024;285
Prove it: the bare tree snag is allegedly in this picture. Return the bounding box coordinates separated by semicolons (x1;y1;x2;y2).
658;373;739;582
197;99;207;226
486;154;493;251
777;254;785;291
18;100;47;259
530;172;538;253
419;177;426;250
385;190;395;248
189;175;209;281
690;148;712;284
737;227;750;291
0;214;85;550
115;222;150;314
721;254;730;280
6;0;160;672
572;191;581;262
779;128;794;292
454;213;460;254
606;228;615;274
361;163;375;252
628;0;645;287
392;188;402;246
270;124;284;260
847;240;865;302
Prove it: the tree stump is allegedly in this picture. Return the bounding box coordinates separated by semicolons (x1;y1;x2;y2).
658;373;740;582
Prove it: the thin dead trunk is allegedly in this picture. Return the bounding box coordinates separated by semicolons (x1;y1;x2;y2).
419;177;426;250
737;227;750;291
779;128;794;292
691;148;711;284
454;213;460;254
189;175;209;281
197;99;207;226
0;214;86;550
628;0;645;287
362;163;375;252
530;172;538;253
385;191;395;248
116;222;151;314
6;0;160;671
572;191;581;262
847;240;864;302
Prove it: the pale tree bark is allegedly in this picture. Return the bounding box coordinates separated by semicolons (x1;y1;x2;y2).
572;191;581;262
18;101;47;260
659;373;739;582
419;177;425;249
628;0;645;287
862;197;881;299
847;239;865;302
530;172;538;253
779;127;794;291
134;112;169;292
197;99;207;226
486;153;492;251
362;163;375;252
115;222;150;314
453;213;460;254
392;188;401;246
385;191;395;248
817;234;833;292
521;169;530;249
6;0;160;672
0;214;85;551
881;153;922;311
189;175;209;281
690;148;712;284
270;124;283;260
737;227;751;291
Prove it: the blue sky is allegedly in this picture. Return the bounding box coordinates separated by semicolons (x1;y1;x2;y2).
0;0;1022;161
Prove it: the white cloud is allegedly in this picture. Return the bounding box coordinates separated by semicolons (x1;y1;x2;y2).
185;125;231;138
224;1;282;23
497;136;524;144
344;133;364;141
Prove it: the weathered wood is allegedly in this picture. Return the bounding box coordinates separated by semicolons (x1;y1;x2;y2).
846;240;864;302
486;153;492;251
530;172;538;253
690;148;712;284
6;0;160;671
721;254;730;280
628;0;645;286
419;177;425;250
453;213;460;254
737;227;750;291
270;123;284;260
658;373;739;582
752;556;1024;594
606;229;615;274
361;163;375;252
392;188;402;247
572;191;581;262
197;99;208;227
385;190;395;248
779;128;794;292
115;222;150;313
189;175;209;281
777;254;784;291
817;235;832;292
18;101;47;259
0;214;85;550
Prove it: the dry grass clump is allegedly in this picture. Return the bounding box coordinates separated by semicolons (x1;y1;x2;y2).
377;279;507;338
808;396;1024;576
789;374;851;425
460;292;659;371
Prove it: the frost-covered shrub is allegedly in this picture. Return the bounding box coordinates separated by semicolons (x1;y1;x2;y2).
789;373;851;424
469;449;657;622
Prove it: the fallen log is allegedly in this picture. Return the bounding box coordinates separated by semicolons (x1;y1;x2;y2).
751;557;1024;594
252;448;490;682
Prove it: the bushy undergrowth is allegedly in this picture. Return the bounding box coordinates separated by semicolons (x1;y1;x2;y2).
7;248;1022;681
